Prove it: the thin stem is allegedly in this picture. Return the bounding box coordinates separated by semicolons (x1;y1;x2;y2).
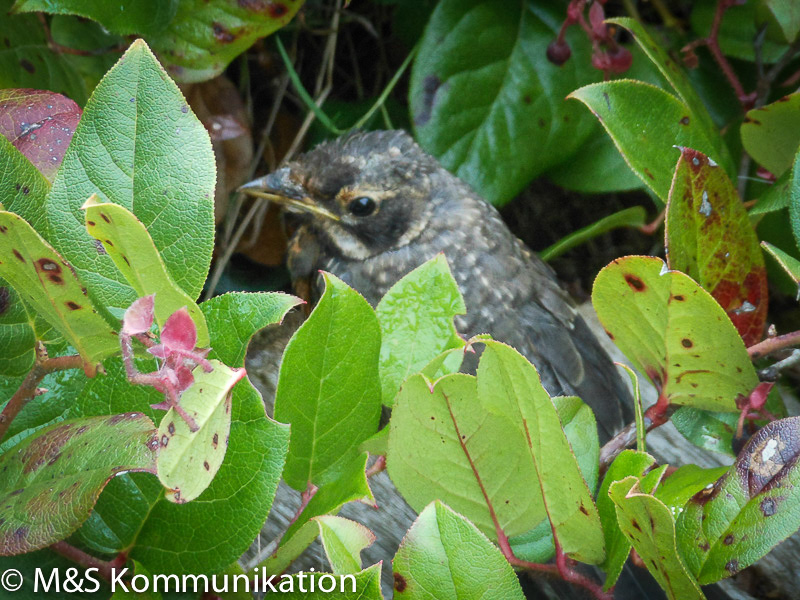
269;482;319;556
598;398;673;477
748;330;800;359
759;349;800;381
682;0;753;108
50;542;123;582
365;455;386;478
0;349;83;440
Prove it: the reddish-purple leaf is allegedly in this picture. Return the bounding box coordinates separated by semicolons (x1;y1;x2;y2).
122;295;156;336
0;89;81;181
0;414;157;555
665;148;768;346
160;307;197;352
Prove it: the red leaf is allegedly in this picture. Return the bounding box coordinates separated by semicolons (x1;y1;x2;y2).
122;295;155;335
665;148;767;346
0;89;81;181
160;307;197;352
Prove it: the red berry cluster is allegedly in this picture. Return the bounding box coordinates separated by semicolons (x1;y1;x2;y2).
547;0;633;76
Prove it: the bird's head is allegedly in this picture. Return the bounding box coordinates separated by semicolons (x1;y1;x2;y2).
240;130;437;260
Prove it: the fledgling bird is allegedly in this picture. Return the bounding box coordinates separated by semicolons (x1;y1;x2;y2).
241;129;632;440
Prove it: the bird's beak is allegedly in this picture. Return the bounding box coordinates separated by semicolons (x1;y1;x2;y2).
239;170;340;222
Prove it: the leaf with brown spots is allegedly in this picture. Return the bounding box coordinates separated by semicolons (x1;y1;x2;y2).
144;0;304;83
593;256;758;411
677;417;800;584
666;148;767;346
0;88;81;181
0;413;157;555
82;195;209;347
392;501;525;599
156;359;244;503
0;210;118;367
609;476;705;600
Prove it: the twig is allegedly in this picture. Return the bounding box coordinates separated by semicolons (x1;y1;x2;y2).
682;0;753;108
759;349;800;381
50;542;126;582
0;346;83;440
638;209;665;235
748;330;800;359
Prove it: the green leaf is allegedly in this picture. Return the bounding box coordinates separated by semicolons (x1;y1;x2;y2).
69;292;295;575
392;500;524;599
49;15;125;94
359;427;389;456
275;564;384;599
275;273;382;491
609;476;705;600
0;130;51;217
376;255;465;407
0;89;82;181
410;0;600;206
545;127;644;193
262;520;321;578
37;39;215;313
617;364;646;451
0;1;87;105
316;515;374;575
388;341;604;564
750;170;791;215
0;281;35;378
597;450;657;589
110;561;161;600
0;414;157;555
480;341;604;563
506;394;600;564
569;80;731;204
12;0;178;36
655;465;728;520
156;360;244;503
762;240;800;287
540;206;647;261
742;92;800;177
82;195;209;347
670;408;738;455
200;291;301;366
607;18;718;137
665;147;767;346
75;472;162;555
592;256;758;411
146;1;305;83
677;416;800;583
0;210;119;367
764;0;800;41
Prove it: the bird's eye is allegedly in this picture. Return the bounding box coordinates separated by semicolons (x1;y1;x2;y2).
347;196;377;217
